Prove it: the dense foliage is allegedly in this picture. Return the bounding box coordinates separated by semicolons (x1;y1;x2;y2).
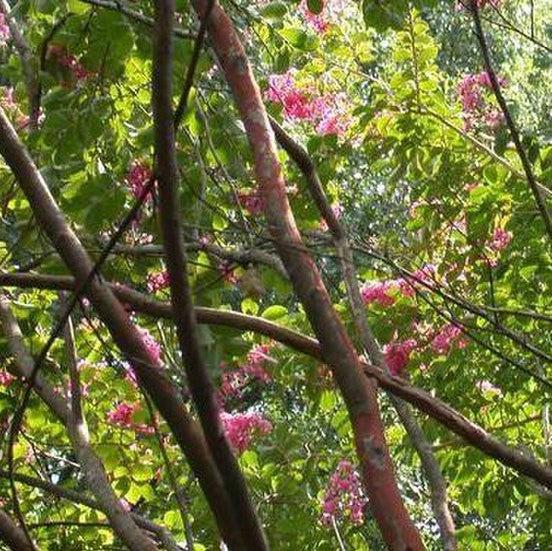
0;0;551;549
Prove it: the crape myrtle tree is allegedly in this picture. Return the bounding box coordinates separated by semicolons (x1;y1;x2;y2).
0;0;551;549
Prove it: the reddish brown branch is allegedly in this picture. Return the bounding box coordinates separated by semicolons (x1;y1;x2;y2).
152;1;265;548
271;119;457;550
191;3;423;547
2;272;552;489
0;108;242;549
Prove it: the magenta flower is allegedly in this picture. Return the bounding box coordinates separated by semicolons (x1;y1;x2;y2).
146;270;170;293
0;14;10;46
125;161;154;202
138;327;162;365
431;324;466;355
47;44;92;82
488;227;512;252
0;370;15;387
220;411;272;454
219;344;273;403
107;402;154;435
321;460;367;527
383;339;417;376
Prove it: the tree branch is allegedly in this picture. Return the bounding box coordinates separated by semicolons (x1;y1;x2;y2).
3;272;552;490
61;297;158;550
0;508;34;551
0;106;242;548
470;0;552;241
152;1;264;547
187;3;425;546
271;118;457;550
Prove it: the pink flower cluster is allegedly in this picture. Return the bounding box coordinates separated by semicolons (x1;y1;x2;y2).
0;14;10;45
300;0;348;34
360;266;435;308
488;227;512;252
219;344;273;402
265;70;351;137
48;44;92;82
383;339;417;376
146;270;170;293
220;411;272;454
107;402;154;435
431;323;468;355
125;161;154;202
238;189;264;216
321;460;367;527
139;327;162;365
457;71;506;131
0;370;15;386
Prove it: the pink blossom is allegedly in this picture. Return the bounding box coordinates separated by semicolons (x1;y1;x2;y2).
138;327;162;365
125;161;154;202
107;402;154;435
0;14;10;45
0;370;15;386
311;93;351;136
107;402;135;426
146;270;170;293
488;227;512;252
321;460;367;527
383;339;417;376
300;1;330;33
431;324;466;355
119;498;132;512
457;71;507;131
265;71;351;137
219;344;273;403
266;71;314;120
198;234;211;248
300;0;348;33
1;87;15;110
47;44;92;82
360;280;396;307
220;411;272;454
219;261;238;284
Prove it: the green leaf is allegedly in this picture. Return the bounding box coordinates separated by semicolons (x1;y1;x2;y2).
241;297;259;315
261;305;288;320
67;0;91;14
261;1;288;19
362;0;408;31
307;0;324;15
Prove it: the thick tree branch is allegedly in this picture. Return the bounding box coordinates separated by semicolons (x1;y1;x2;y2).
3;273;552;490
1;296;158;550
0;508;34;551
271;118;457;550
0;471;181;551
0;107;242;548
190;3;425;547
152;1;265;548
62;299;158;550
